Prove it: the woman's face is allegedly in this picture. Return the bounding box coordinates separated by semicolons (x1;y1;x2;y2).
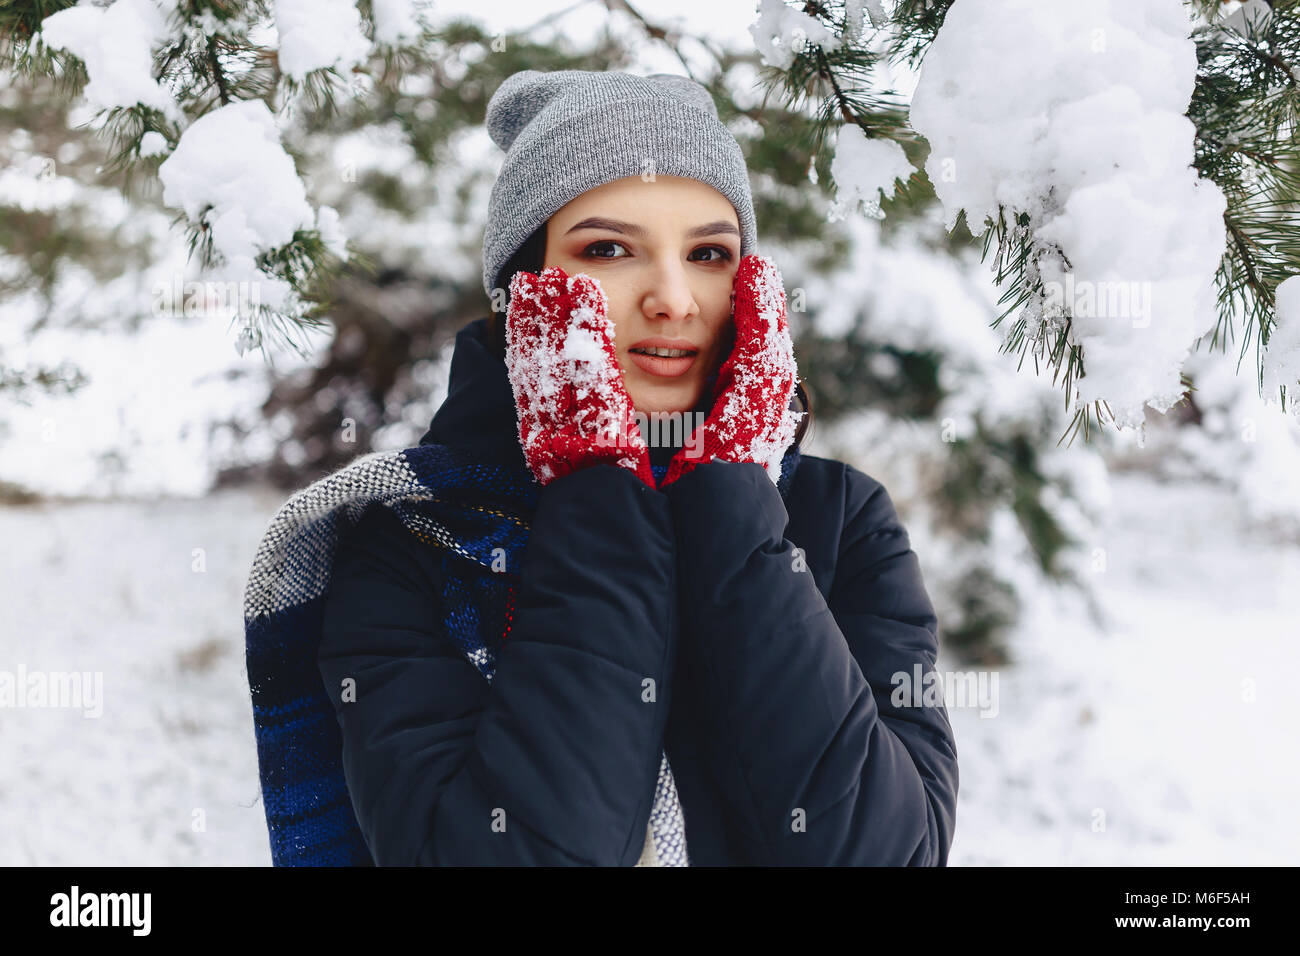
542;175;740;417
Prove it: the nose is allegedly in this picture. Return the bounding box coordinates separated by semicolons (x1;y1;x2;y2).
640;257;699;322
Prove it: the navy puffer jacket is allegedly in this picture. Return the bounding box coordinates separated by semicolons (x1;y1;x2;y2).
317;316;958;865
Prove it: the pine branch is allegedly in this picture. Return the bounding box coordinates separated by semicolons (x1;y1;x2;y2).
771;0;1300;441
886;0;954;67
5;0;412;356
1189;2;1300;403
755;3;915;162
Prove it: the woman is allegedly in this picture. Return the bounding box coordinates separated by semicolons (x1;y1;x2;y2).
244;69;957;867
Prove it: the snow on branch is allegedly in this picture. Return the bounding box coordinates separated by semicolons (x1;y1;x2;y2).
15;0;432;357
751;0;1300;440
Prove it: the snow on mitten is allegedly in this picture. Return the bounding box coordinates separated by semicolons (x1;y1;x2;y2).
659;254;803;488
504;266;656;488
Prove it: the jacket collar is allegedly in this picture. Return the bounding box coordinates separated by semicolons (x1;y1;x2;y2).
419;317;529;472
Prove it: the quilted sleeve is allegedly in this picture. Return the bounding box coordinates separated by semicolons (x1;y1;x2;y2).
662;459;958;865
318;464;679;865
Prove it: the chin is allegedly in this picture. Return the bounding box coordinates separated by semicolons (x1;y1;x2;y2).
629;384;697;418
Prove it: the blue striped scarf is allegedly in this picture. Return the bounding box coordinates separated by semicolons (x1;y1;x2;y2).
243;440;801;866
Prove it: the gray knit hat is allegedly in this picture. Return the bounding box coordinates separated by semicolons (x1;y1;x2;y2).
481;69;759;298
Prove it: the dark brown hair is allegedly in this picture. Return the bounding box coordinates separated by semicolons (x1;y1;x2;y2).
487;223;813;449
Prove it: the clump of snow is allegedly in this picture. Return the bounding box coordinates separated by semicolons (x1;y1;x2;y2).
157;99;315;313
844;0;887;40
749;0;841;70
314;205;349;259
0;157;80;211
39;0;184;122
909;0;1228;432
138;131;170;157
560;322;606;366
1261;274;1300;409
274;0;371;82
370;0;430;46
829;123;915;221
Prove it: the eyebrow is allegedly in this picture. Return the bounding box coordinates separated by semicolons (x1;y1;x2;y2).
564;217;741;240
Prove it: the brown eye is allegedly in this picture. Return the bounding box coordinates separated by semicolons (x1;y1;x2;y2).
691;246;733;263
584;240;628;259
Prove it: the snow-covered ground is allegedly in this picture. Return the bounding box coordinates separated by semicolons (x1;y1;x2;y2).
946;468;1300;865
1;465;1295;865
0;485;284;866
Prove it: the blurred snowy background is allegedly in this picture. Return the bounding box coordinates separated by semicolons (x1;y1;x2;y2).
2;0;1298;865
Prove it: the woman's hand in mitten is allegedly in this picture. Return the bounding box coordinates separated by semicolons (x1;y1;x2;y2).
659;254;803;488
504;266;656;488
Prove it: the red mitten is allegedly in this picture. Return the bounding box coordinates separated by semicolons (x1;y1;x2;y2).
659;254;803;488
504;266;656;488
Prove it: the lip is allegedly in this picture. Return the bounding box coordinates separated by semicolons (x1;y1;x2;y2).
626;337;700;378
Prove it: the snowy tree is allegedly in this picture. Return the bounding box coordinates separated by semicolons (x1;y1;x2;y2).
753;0;1300;441
7;0;1270;663
3;0;436;359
